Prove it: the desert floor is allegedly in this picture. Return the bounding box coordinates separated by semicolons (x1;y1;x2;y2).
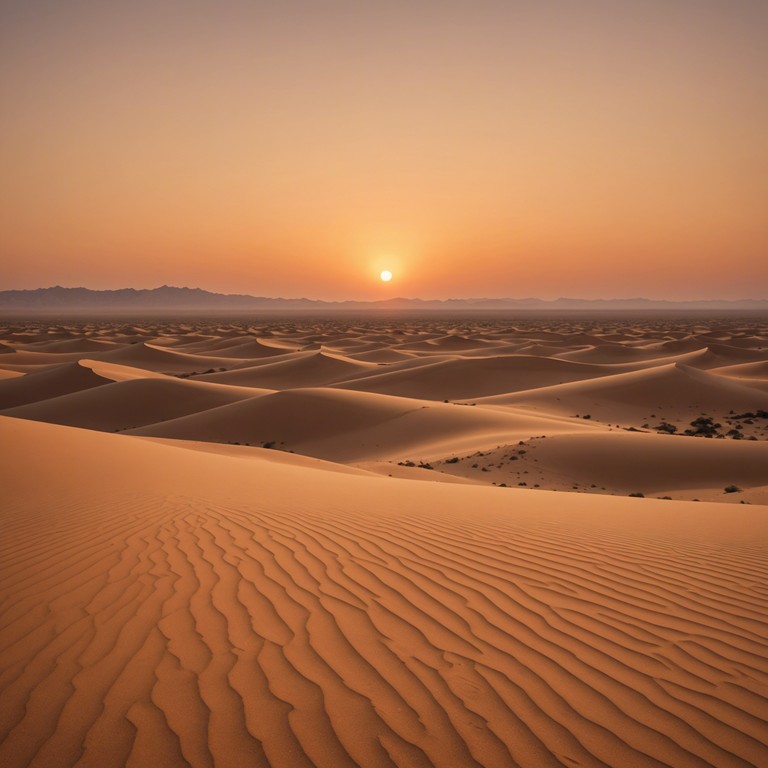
1;313;767;767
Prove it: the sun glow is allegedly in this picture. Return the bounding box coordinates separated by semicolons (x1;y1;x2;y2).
380;270;393;282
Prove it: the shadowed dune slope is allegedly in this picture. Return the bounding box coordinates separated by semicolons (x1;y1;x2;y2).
676;346;768;371
480;363;768;419
193;351;378;388
0;361;174;406
128;387;599;461
518;431;768;493
91;342;241;373
1;415;767;768
0;360;119;409
2;377;267;432
711;360;768;381
554;344;683;364
16;338;123;354
173;337;293;358
343;348;417;364
332;356;626;400
699;342;768;363
0;349;104;367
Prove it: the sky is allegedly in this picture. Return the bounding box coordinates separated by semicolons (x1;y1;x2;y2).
1;0;766;301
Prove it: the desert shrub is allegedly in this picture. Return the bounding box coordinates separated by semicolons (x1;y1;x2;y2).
685;416;720;437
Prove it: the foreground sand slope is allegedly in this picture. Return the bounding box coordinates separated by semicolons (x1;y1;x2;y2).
1;415;767;768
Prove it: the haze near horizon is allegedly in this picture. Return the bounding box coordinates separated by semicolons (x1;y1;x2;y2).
1;0;767;300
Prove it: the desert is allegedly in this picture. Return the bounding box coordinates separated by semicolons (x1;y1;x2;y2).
1;312;767;767
3;1;768;764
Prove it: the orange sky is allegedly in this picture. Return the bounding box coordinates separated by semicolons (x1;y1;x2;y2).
1;1;766;300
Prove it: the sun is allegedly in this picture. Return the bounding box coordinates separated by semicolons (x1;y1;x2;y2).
380;270;393;282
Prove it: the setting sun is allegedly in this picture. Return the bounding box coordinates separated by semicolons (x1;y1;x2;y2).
380;270;393;282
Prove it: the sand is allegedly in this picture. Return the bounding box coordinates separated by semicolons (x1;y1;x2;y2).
1;314;767;767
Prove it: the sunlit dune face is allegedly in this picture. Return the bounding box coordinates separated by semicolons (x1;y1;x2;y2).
380;270;393;283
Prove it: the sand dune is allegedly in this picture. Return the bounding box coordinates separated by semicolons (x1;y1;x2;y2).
194;351;378;389
0;348;103;368
2;414;767;768
17;337;123;353
344;348;417;364
77;359;170;382
513;342;585;356
674;346;768;371
711;360;768;381
173;336;291;358
0;360;118;409
641;337;711;354
0;358;179;411
397;334;505;352
481;362;768;425
557;343;768;370
2;376;266;432
484;431;768;494
698;342;768;363
555;344;679;363
92;342;241;373
128;387;597;462
333;355;628;400
456;342;532;357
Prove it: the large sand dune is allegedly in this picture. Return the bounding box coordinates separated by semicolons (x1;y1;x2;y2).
91;342;243;373
128;387;598;462
480;362;768;427
1;314;767;767
3;375;267;432
194;351;378;388
0;360;118;409
2;415;767;768
333;356;628;400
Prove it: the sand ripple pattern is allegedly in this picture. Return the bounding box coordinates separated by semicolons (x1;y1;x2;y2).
1;494;767;768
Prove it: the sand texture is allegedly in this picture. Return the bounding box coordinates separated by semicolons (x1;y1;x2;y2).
1;315;767;767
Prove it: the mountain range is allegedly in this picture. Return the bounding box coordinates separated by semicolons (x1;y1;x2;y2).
1;285;766;312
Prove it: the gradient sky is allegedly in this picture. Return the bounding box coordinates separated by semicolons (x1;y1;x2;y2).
1;0;766;300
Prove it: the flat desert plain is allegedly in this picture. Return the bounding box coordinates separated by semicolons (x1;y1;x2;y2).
1;313;767;767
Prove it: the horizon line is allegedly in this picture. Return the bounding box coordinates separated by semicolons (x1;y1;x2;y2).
2;285;767;305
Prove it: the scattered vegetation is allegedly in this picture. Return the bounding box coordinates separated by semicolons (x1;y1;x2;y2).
685;416;721;437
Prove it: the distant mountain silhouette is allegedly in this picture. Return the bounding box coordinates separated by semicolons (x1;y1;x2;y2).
0;285;766;312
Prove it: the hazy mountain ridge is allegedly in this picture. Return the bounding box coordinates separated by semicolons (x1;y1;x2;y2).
1;285;766;311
